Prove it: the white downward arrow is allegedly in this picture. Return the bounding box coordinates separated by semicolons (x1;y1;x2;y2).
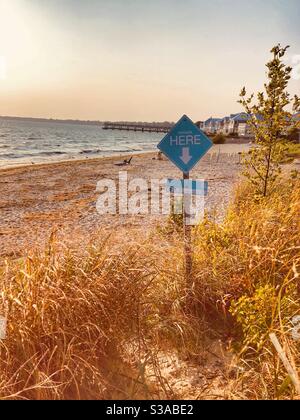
180;147;192;164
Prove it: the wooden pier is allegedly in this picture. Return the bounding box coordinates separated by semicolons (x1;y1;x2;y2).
102;122;173;133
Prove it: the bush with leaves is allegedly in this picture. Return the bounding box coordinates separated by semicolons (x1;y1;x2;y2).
212;133;226;144
239;44;300;197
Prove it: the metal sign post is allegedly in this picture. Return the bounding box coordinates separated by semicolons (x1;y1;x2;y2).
183;171;193;304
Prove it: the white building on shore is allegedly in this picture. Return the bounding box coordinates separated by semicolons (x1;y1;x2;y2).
200;117;222;134
200;113;252;137
200;112;300;140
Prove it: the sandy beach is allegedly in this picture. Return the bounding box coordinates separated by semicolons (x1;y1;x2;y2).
0;144;248;258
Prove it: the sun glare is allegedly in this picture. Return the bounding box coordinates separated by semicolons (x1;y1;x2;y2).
0;1;42;85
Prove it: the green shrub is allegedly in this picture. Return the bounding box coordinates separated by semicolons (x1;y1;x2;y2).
212;133;226;144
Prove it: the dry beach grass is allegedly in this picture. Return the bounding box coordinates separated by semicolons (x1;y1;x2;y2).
0;150;299;400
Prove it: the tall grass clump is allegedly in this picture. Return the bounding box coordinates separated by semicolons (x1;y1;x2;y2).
0;229;206;400
192;177;300;398
0;235;161;399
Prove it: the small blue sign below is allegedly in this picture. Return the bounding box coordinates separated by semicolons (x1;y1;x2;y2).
166;179;208;196
157;115;213;173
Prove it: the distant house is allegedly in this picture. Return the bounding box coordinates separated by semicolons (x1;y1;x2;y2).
212;113;252;136
218;116;231;135
238;122;252;137
202;117;222;134
199;112;299;140
228;113;251;136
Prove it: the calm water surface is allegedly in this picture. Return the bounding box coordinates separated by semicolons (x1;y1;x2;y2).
0;118;163;168
0;118;250;169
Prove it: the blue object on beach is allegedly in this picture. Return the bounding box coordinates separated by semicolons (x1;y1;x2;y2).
157;115;213;173
166;179;208;196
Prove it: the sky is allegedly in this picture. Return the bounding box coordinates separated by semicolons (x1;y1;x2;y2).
0;0;299;121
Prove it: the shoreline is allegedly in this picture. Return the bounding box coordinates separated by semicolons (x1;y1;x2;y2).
0;150;155;174
0;141;251;173
0;147;245;258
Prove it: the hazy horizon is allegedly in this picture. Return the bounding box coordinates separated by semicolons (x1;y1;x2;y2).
0;0;299;122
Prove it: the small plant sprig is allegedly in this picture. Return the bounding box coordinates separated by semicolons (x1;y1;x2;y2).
239;44;300;197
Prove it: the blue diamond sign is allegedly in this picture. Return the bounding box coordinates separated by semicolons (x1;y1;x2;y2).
157;114;213;173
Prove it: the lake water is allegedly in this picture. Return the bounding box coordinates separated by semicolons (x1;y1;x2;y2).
0;117;251;169
0;118;163;168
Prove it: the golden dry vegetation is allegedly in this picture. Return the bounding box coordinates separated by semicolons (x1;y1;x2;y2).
0;176;299;400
